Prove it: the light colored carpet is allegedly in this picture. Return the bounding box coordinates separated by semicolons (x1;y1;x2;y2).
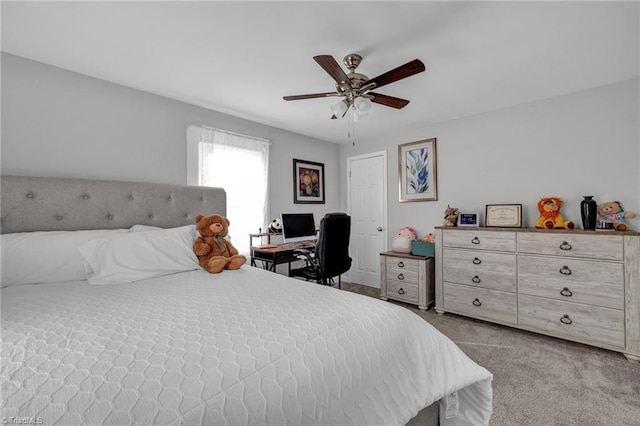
340;282;640;426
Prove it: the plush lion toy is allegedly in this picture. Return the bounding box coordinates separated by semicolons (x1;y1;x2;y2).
535;197;575;229
597;201;636;231
193;214;246;273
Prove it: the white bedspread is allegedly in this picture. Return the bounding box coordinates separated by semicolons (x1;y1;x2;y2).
1;266;492;425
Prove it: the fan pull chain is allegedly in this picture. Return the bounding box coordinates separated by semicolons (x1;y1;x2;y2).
348;106;355;146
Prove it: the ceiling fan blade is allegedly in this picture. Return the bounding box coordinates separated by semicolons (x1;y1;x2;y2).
369;93;410;109
283;92;340;101
313;55;350;85
364;59;426;90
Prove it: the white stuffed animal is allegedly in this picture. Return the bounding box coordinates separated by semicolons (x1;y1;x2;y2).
268;218;282;233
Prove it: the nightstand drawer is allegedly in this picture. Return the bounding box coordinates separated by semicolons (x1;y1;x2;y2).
518;255;624;309
385;256;420;273
385;256;420;285
386;280;419;304
518;294;625;348
517;233;622;261
442;249;516;292
386;269;419;285
443;282;517;324
443;230;516;252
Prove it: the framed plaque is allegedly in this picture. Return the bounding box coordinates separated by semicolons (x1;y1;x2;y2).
457;212;480;227
485;204;522;228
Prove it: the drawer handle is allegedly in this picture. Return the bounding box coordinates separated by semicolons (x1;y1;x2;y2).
559;265;572;276
472;298;482;307
559;241;572;251
398;261;404;268
397;273;405;281
398;288;405;295
471;237;480;245
471;275;481;283
560;314;573;325
472;257;482;265
560;287;573;297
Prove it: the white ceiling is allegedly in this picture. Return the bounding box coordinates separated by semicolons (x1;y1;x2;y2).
2;1;638;144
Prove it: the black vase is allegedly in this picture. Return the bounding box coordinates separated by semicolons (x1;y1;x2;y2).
581;196;597;230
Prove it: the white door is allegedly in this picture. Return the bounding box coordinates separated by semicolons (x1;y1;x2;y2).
347;151;387;287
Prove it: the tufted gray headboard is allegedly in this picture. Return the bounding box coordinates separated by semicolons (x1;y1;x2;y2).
0;176;226;234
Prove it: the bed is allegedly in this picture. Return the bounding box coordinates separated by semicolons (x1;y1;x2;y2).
1;176;492;425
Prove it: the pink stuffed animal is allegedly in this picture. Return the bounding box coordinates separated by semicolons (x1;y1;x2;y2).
392;227;417;253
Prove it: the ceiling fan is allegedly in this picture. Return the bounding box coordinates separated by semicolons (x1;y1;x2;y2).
283;53;426;119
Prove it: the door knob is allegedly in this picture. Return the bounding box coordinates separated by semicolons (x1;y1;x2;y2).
377;227;383;231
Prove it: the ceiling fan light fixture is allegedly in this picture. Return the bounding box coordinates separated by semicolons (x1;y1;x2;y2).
284;54;425;131
330;100;349;119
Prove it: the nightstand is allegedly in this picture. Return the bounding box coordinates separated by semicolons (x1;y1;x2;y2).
380;251;435;311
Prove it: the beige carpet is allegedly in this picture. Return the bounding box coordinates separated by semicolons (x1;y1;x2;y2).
340;282;640;426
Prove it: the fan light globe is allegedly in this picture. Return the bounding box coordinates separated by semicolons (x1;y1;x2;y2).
330;100;349;118
354;96;372;114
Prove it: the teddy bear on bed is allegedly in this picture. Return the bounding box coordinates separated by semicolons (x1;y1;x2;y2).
193;214;246;273
535;197;575;229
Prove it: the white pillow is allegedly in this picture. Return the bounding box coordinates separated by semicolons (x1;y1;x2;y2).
78;225;199;285
129;224;162;232
1;229;128;287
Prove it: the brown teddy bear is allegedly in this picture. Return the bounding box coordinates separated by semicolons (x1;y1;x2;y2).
597;201;636;231
193;214;246;273
535;197;575;229
443;205;460;227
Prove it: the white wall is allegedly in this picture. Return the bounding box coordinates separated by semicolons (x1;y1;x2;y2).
4;53;638;246
340;79;640;242
1;53;341;225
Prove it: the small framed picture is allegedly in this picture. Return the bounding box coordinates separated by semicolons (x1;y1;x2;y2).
293;159;325;204
458;212;480;227
485;204;523;228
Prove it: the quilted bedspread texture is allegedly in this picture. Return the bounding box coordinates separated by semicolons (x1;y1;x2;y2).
1;267;492;425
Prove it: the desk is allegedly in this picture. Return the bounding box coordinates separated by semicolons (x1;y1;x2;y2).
251;240;316;272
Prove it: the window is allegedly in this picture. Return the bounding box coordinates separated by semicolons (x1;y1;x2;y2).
187;125;269;254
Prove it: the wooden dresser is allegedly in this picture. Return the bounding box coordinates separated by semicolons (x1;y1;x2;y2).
380;251;435;311
434;227;640;361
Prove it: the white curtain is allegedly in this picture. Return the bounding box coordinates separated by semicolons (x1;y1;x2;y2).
198;127;269;255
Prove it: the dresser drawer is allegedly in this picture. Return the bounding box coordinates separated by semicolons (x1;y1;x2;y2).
386;280;419;304
442;249;516;292
518;255;624;309
443;282;517;324
518;294;625;348
517;232;622;261
443;230;516;252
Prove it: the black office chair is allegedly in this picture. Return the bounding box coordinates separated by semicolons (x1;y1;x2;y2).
289;212;352;288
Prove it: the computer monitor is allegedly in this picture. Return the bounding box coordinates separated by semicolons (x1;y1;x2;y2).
281;213;316;243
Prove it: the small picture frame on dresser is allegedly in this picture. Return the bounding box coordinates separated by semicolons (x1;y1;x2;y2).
457;212;480;227
485;204;523;228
